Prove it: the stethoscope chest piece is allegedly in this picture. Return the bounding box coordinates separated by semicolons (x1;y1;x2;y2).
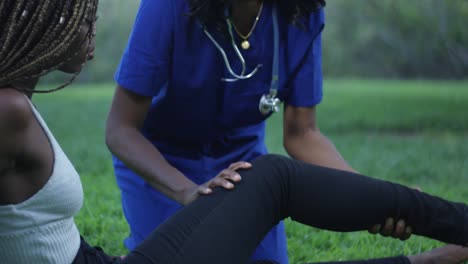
259;90;281;115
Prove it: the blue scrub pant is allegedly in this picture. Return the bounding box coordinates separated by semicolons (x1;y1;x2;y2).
115;161;289;264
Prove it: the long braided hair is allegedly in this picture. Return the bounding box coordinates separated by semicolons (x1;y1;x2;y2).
188;0;326;32
0;0;98;93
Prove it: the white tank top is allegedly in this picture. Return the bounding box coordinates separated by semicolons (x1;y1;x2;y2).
0;99;83;264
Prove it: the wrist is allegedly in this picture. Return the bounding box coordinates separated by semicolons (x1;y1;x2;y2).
175;184;198;205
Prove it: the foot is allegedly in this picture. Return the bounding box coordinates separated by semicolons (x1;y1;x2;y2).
408;244;468;264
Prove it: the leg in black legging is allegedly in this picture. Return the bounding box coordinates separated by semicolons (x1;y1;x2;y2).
250;258;410;264
122;154;468;264
311;257;411;264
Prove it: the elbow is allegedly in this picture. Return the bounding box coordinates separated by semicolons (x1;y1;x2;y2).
105;119;120;153
283;127;320;158
284;140;300;160
283;133;300;158
105;128;115;153
105;131;114;151
105;118;141;157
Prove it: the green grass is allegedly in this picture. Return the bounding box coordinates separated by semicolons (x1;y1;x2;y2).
34;79;468;263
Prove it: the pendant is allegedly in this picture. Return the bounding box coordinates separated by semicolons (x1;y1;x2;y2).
241;40;250;50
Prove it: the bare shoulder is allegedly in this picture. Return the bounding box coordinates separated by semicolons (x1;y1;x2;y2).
0;88;33;142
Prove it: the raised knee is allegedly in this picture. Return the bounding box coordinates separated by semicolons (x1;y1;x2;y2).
252;154;293;179
254;154;288;165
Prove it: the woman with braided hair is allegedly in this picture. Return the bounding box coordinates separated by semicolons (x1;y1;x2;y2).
0;0;99;263
1;0;468;264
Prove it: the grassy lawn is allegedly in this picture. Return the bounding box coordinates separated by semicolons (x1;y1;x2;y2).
34;79;468;263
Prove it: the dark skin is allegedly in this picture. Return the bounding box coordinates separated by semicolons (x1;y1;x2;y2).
104;1;270;208
2;3;465;263
0;23;95;206
104;65;468;264
230;0;263;35
3;91;468;264
0;86;52;205
234;0;412;240
225;4;465;260
106;87;251;206
106;0;408;239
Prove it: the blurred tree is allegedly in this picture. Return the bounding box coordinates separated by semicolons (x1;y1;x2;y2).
41;0;468;84
323;0;468;79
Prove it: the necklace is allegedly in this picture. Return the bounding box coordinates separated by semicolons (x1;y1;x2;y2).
230;1;264;50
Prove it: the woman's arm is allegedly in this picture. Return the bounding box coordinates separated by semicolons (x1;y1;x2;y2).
283;104;356;172
283;104;413;239
0;89;31;204
105;86;198;204
106;86;247;205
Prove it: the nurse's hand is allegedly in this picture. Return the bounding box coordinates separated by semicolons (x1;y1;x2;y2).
368;186;421;240
182;161;252;205
369;218;412;241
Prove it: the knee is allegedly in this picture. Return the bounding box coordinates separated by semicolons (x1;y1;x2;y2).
251;154;293;180
253;154;289;166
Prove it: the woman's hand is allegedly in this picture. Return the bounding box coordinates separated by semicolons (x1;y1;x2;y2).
368;186;423;240
369;218;412;241
181;161;252;205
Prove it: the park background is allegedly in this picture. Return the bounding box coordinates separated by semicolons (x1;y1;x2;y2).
36;0;468;262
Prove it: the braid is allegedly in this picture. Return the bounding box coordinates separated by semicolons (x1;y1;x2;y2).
0;1;44;72
15;0;85;75
0;0;99;92
9;0;62;65
0;0;29;62
33;71;81;94
44;0;75;53
6;0;85;76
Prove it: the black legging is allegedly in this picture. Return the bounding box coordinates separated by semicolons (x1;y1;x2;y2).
252;258;410;264
75;154;467;264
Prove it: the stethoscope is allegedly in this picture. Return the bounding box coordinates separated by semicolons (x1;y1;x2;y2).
202;2;281;115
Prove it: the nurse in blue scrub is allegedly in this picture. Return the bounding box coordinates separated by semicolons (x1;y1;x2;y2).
105;0;410;263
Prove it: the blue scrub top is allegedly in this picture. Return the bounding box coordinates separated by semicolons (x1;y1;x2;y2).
114;0;325;181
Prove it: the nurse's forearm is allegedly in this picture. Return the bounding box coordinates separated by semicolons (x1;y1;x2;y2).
106;127;197;204
284;129;357;173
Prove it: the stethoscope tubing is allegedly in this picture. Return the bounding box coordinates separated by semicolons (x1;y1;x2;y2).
202;2;279;91
202;2;282;115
